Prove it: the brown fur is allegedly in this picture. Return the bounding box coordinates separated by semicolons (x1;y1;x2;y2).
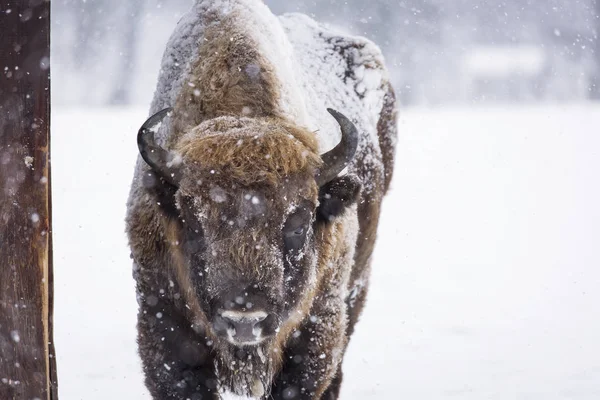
164;219;212;330
377;82;398;193
127;3;398;399
170;10;283;146
344;83;397;337
177;117;321;187
268;208;356;371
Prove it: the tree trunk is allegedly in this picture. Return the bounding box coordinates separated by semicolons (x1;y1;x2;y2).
0;1;57;399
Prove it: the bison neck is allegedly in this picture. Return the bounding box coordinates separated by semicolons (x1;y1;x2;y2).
170;0;309;144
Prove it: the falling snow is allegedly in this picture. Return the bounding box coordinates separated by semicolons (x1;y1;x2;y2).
10;330;20;343
52;105;600;399
35;0;600;399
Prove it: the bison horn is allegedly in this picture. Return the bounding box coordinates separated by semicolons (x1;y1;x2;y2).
137;107;181;187
316;108;359;186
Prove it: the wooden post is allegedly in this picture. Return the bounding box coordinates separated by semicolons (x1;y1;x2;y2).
0;1;57;399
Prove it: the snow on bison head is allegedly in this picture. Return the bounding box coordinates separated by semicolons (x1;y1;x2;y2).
136;107;361;347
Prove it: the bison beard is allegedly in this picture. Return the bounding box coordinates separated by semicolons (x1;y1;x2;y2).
126;1;397;399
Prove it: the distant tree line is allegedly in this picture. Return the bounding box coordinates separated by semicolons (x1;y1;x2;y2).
52;0;600;106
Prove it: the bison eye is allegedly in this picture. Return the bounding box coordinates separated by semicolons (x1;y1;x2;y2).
283;207;311;252
283;224;307;252
284;224;306;239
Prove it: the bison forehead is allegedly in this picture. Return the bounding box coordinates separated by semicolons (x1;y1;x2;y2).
175;116;322;186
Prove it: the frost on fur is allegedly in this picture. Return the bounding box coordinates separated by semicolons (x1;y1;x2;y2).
126;1;397;399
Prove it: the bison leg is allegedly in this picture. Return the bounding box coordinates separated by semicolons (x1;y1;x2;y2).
269;298;347;400
310;279;369;400
137;298;218;399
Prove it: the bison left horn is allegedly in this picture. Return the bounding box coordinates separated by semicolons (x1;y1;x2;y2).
137;107;181;187
316;108;359;186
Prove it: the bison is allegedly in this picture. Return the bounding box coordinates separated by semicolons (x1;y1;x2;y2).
126;0;397;399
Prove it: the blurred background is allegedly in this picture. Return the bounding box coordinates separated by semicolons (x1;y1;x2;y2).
50;1;600;399
52;0;600;107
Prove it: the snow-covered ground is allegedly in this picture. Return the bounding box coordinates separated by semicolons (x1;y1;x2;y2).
52;104;600;399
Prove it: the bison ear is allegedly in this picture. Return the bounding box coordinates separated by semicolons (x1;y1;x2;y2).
317;174;361;222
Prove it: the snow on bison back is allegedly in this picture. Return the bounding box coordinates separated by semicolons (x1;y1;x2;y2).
126;0;397;399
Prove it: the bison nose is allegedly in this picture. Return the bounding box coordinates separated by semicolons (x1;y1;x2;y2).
215;311;277;345
222;311;266;343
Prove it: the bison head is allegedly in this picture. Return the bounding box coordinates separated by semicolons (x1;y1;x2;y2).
137;109;360;346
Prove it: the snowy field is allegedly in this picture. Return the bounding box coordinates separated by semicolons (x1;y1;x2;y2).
52;104;600;399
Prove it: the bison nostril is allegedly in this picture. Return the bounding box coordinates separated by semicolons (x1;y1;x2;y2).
255;313;278;335
212;315;234;336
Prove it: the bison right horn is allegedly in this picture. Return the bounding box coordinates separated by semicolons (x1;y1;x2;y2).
137;107;181;187
315;109;359;186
